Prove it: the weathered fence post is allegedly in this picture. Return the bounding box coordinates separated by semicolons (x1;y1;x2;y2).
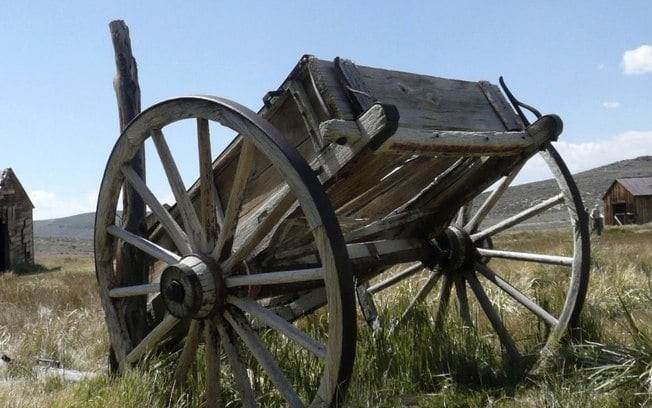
109;20;148;354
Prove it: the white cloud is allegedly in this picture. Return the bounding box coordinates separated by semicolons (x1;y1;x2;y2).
29;190;97;220
601;101;620;109
622;44;652;74
515;130;652;185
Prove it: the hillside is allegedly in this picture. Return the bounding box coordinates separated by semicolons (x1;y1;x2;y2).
34;212;95;240
33;156;652;239
478;155;652;228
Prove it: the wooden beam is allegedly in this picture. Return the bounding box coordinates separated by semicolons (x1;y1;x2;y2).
109;19;149;349
322;113;558;157
375;129;535;156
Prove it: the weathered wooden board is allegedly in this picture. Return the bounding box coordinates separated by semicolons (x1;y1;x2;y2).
0;168;34;270
148;55;540;272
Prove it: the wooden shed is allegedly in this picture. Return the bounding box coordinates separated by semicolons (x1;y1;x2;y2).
602;176;652;225
0;168;35;270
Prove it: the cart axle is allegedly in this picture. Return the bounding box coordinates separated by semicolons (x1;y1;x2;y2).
160;255;225;319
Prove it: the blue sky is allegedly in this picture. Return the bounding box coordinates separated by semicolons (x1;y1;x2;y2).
1;1;650;219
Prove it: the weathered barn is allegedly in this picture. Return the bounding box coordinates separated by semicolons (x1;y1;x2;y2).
0;168;34;270
602;176;652;225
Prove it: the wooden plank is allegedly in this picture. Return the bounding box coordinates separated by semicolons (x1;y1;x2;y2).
375;129;542;156
287;80;324;150
334;57;376;114
356;63;507;131
319;119;361;145
270;288;327;322
307;57;356;120
478;81;524;131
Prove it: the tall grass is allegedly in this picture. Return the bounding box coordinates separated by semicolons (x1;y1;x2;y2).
0;225;650;407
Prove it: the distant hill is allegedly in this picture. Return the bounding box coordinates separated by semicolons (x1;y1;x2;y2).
478;155;652;228
34;156;652;239
34;212;95;240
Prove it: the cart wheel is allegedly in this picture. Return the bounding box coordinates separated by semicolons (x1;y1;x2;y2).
95;96;356;407
384;144;590;370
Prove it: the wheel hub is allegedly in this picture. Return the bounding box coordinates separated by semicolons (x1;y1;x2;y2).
435;226;475;273
159;255;225;319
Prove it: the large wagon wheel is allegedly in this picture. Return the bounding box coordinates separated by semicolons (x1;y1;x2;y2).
371;143;590;370
95;96;356;407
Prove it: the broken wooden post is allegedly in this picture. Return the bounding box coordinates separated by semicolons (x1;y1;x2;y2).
109;19;148;357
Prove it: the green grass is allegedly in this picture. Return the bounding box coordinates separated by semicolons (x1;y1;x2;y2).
0;225;651;407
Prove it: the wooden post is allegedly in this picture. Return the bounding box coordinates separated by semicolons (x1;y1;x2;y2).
110;20;148;350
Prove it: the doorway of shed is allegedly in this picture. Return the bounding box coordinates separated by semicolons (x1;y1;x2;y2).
612;202;627;224
0;222;8;270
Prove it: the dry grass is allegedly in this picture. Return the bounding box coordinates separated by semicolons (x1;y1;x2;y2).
0;254;107;407
0;225;650;407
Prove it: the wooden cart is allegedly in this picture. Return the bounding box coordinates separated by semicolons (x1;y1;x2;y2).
95;55;590;407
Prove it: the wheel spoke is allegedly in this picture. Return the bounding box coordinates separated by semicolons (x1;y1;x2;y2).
471;193;564;242
466;272;521;362
151;128;205;250
197;118;220;251
221;188;295;273
107;225;181;265
224;311;304;408
455;202;472;227
465;163;523;232
215;322;256;408
368;263;424;294
434;274;453;330
396;270;442;326
121;165;192;255
213;139;256;261
224;268;323;288
174;320;202;386
227;296;326;358
212;181;225;229
204;319;222;408
474;263;558;326
109;282;159;298
454;275;473;327
475;248;572;267
125;314;179;364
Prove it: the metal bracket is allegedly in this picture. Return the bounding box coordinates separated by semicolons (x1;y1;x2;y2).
499;76;542;126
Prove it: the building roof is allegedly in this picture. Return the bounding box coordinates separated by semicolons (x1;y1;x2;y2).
0;168;35;208
604;176;652;199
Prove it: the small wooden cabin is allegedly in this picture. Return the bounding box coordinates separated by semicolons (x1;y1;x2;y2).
602;177;652;225
0;168;35;270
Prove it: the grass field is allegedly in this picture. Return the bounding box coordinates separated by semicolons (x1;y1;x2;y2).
0;225;650;407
